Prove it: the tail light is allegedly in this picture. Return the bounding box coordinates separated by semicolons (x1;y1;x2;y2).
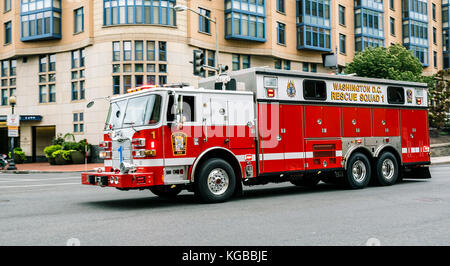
99;151;111;159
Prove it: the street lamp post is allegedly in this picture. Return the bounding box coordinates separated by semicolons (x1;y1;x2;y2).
174;4;221;73
7;95;17;170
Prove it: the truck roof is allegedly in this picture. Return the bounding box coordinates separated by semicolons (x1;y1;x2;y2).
199;67;428;89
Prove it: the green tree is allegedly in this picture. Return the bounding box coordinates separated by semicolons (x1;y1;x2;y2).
345;44;423;82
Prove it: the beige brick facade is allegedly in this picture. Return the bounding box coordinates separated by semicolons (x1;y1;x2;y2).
0;0;445;160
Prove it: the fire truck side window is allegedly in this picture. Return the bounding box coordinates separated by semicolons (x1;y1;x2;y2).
303;80;327;100
166;95;195;122
387;86;405;104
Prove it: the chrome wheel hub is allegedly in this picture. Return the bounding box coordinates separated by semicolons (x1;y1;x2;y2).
207;168;229;195
381;159;395;180
352;160;367;183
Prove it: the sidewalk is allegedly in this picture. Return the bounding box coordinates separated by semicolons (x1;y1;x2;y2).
0;162;103;173
1;156;450;174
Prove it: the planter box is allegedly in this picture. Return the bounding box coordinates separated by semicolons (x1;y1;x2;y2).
48;157;56;165
70;151;85;164
54;153;70;165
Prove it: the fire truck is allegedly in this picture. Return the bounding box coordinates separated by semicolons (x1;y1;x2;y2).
82;67;431;203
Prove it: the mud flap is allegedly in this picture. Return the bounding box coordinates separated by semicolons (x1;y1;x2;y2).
401;166;432;179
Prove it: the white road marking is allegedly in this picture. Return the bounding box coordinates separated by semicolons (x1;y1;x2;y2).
0;182;80;189
0;177;80;183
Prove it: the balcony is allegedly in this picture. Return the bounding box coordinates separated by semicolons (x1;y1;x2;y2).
20;0;62;42
296;0;331;51
224;0;266;42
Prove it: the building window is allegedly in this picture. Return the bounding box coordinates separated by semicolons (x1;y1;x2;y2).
242;55;250;69
103;0;176;26
433;51;437;68
354;6;384;52
302;62;309;72
73;112;84;133
112;40;168;94
274;59;282;69
0;59;16;106
198;8;211;34
71;48;86;101
432;3;436;21
20;0;62;41
225;0;266;42
277;22;286;45
159;41;167;61
123;41;132;61
390;17;395;36
389;0;394;10
310;63;317;72
433;27;436;44
284;60;291;70
38;54;56;103
4;21;11;44
339;5;345;26
277;0;285;13
5;0;11;12
74;7;84;34
232;54;240;71
296;0;331;51
339;34;346;54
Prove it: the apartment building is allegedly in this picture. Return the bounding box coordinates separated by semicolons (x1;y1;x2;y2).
0;0;446;161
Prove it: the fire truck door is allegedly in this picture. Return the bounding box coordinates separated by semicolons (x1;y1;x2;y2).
281;104;304;171
209;97;230;148
258;102;283;173
401;109;429;163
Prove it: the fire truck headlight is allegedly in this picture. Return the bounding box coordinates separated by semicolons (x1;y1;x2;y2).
120;162;136;174
114;177;119;184
110;177;114;184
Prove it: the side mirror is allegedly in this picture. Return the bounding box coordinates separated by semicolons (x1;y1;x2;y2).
86;101;95;108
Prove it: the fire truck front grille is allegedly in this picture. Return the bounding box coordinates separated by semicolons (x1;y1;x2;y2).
111;139;133;169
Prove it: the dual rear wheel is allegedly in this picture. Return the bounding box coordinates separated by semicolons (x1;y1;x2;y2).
345;151;398;189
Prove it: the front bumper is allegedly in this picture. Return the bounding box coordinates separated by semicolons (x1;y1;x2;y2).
81;172;157;188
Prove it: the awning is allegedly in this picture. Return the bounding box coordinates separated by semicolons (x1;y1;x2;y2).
0;115;42;122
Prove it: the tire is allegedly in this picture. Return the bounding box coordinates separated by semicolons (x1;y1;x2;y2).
373;152;398;186
150;185;183;198
195;158;236;203
345;152;371;189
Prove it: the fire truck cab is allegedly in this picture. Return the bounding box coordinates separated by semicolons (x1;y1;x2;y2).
82;67;431;203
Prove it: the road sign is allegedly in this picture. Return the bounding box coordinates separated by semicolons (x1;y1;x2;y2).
7;114;20;127
8;126;19;137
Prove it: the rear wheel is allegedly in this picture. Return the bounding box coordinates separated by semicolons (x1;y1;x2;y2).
195;158;236;203
345;152;371;189
150;185;183;198
373;152;398;186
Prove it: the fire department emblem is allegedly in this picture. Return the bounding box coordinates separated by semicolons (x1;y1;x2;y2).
406;89;413;103
287;81;296;97
171;132;187;156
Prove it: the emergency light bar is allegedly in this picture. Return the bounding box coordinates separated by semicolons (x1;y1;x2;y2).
127;85;159;93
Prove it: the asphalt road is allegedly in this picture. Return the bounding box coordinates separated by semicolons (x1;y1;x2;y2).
0;165;449;246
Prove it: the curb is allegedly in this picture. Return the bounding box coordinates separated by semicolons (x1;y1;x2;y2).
1;160;449;174
0;170;96;174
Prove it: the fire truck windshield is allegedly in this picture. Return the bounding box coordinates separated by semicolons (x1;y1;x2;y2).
105;94;162;130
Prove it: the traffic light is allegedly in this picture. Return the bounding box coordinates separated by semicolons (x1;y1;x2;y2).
192;50;204;76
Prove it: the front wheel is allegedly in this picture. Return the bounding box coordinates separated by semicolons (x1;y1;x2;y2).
345;152;371;189
195;158;236;203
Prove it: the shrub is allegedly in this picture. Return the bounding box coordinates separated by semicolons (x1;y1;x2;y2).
52;150;72;161
62;141;83;152
44;145;62;158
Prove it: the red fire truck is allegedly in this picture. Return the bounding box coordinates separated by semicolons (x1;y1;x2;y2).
82;68;431;203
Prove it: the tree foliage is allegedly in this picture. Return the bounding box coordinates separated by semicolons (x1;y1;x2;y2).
345;44;423;82
345;44;449;129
